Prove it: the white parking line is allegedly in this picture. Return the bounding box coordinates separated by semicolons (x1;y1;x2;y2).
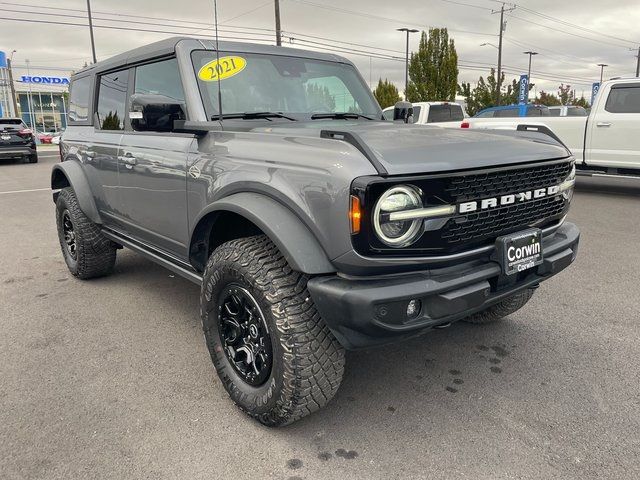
0;187;50;195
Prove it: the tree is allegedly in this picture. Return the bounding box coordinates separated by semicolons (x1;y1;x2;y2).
573;95;590;108
558;83;573;105
535;91;561;106
373;78;401;109
406;28;458;102
459;70;531;116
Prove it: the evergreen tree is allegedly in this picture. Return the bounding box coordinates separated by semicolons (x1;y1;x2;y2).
373;78;401;109
406;28;459;102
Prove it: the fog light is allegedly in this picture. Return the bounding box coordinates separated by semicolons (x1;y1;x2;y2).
406;299;421;318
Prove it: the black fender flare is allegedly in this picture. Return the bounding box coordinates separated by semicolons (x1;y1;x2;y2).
51;161;102;224
191;192;335;275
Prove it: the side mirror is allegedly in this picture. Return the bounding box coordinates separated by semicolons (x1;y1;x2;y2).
393;101;414;124
129;94;186;132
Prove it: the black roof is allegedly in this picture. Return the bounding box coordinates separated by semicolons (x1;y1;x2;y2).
73;37;352;77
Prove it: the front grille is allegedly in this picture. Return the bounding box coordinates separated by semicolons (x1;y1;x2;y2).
441;195;566;246
352;159;574;257
444;161;573;203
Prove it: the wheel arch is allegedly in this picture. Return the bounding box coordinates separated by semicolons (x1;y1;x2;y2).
51;161;102;224
189;192;335;275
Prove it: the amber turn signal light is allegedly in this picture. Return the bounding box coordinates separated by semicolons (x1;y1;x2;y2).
349;195;362;234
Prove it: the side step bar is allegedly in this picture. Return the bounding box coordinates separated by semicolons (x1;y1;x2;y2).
102;229;203;285
576;170;640;180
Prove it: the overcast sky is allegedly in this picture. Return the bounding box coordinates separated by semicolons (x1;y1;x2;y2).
2;0;639;98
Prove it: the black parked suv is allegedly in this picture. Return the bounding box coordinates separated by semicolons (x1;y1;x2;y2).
51;37;580;426
0;118;37;163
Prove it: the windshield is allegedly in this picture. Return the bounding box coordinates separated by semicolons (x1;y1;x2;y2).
192;50;381;120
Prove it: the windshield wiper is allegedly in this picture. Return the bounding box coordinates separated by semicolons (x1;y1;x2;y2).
310;112;374;120
213;111;297;121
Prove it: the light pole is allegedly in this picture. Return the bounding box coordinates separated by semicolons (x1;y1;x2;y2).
6;49;18;117
25;59;35;131
523;51;537;102
598;63;608;84
86;0;97;63
274;0;282;46
523;51;537;82
397;28;419;100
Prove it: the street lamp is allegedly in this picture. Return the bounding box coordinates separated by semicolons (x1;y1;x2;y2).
397;28;419;100
523;51;538;102
6;50;18;117
480;42;499;49
597;63;608;84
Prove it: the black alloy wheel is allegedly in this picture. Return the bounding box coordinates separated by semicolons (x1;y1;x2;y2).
217;284;273;386
61;210;77;260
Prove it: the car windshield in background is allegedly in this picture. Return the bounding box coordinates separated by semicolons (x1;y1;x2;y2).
191;51;381;120
427;104;463;122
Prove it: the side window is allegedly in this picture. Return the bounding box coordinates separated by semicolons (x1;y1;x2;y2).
410;106;422;122
134;58;185;103
549;108;561;116
68;76;91;123
382;108;394;120
96;69;129;131
605;86;640;113
526;107;543;117
495;108;518;117
475;110;493;118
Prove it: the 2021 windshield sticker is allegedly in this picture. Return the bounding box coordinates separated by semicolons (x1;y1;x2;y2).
198;56;247;81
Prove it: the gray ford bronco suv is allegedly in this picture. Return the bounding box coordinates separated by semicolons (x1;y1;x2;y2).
52;37;579;426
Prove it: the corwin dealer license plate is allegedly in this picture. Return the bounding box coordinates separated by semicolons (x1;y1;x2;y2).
495;228;543;275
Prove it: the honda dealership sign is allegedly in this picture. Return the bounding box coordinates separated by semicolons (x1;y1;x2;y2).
20;75;70;85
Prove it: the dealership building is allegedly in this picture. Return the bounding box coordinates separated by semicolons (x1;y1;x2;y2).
0;51;75;132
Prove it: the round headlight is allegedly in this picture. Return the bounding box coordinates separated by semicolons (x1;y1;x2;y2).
373;185;423;247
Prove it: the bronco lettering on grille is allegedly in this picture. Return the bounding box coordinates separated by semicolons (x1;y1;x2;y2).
458;184;561;214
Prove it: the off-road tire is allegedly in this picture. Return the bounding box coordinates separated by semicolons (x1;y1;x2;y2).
55;187;116;279
463;288;535;324
201;235;345;427
27;153;38;163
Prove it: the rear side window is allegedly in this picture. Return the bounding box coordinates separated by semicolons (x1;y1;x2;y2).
495;108;518;117
526;106;549;117
96;69;129;130
427;104;464;122
382;108;393;120
605;86;640;113
549;108;561;117
68;76;91;123
410;106;421;123
475;110;494;118
134;58;185;103
566;106;587;116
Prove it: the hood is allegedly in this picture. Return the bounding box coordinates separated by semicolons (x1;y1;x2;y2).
252;121;570;176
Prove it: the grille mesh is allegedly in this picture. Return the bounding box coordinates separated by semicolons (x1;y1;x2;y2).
442;195;567;246
445;161;573;202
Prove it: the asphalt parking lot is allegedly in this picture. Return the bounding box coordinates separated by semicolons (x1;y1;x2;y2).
1;148;639;480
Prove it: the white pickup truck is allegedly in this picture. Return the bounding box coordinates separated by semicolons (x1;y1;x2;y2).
463;78;640;176
383;101;466;127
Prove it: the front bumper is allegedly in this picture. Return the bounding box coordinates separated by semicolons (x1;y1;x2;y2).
0;145;36;159
308;222;580;349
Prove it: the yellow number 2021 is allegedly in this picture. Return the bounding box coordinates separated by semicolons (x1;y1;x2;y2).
198;56;247;82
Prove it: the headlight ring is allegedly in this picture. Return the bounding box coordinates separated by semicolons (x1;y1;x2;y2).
372;185;424;247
